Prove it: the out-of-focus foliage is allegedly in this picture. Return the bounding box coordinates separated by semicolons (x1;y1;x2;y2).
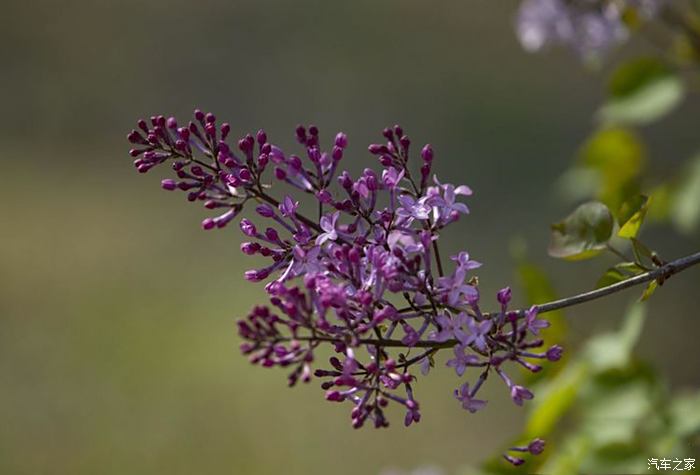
557;127;645;212
670;153;700;234
460;302;700;475
598;58;685;126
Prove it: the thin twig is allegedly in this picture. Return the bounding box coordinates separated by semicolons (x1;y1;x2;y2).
283;250;700;350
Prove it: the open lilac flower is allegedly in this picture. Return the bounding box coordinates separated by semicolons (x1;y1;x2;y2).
454;382;487;413
126;111;559;467
515;0;663;59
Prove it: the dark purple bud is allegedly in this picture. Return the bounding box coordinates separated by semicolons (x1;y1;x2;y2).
497;287;512;307
137;119;149;133
528;438;546;455
334;132;348;149
216;123;229;141
265;227;279;242
127;130;146;144
205;112;216;123
256;204;276;218
421;144;434;163
194;109;205;121
382;127;394;140
241;242;261;255
316;189;332;204
295;125;307;144
256;129;267;145
160;179;177;191
240;219;257;236
393;125;403;137
332;146;343;161
368;144;389;155
399;135;410;150
274;167;287;180
166;117;177;129
504;455;525;466
546;345;564;362
201;218;216;230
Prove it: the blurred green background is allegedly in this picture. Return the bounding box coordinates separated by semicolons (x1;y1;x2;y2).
1;1;698;474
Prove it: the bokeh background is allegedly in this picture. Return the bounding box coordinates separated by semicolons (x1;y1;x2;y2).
1;1;698;474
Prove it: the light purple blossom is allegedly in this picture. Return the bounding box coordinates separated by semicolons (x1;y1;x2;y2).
454;382;487;413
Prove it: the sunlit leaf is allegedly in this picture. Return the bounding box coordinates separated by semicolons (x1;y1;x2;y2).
525;361;589;437
598;58;684;125
671;152;700;234
578;128;645;211
617;195;650;239
585;303;646;372
549;202;614;260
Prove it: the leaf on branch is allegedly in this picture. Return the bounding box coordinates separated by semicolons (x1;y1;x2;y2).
596;262;645;289
640;280;658;302
617;194;650;239
549;202;614;260
598;58;685;126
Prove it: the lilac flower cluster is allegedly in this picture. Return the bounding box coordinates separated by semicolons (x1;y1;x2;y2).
515;0;663;59
127;110;563;465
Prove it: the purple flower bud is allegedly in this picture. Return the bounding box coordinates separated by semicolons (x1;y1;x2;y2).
497;287;512;306
256;204;276;218
221;123;231;140
295;125;307;144
504;455;525;466
546;345;564;361
205;112;216;123
166;117;177;129
256;129;267;145
240;242;260;255
316;189;332;204
528;438;545;455
335;132;348;149
368;144;389;155
240;219;257;236
194;109;205;122
421;144;434;163
160;179;177;191
274;167;287;180
510;385;534;406
399;135;410;150
265;227;279;242
201;218;216;230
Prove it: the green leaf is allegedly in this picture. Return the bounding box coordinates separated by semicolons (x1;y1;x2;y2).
525;361;590;437
640;280;658;301
549;202;614;260
671;152;700;234
596;262;645;289
584;303;646;372
617;195;650;239
578;128;645;211
630;237;654;265
598;58;684;125
669;391;700;438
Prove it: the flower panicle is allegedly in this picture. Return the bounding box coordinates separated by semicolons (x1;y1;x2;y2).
126;110;558;466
